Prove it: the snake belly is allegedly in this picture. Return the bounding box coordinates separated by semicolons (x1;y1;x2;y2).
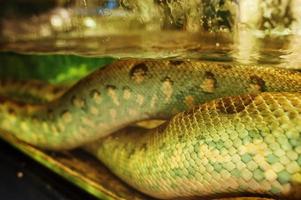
0;60;301;199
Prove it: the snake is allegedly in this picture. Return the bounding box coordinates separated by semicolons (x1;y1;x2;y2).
0;79;67;103
0;59;301;199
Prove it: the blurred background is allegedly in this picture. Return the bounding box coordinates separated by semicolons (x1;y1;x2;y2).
0;0;301;68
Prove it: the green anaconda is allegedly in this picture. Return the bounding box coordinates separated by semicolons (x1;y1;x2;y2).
0;60;301;199
0;79;67;103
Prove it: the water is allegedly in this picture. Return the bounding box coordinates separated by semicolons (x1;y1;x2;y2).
1;32;301;70
1;0;301;69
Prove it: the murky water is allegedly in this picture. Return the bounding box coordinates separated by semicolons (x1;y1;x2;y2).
1;0;301;69
1;32;301;70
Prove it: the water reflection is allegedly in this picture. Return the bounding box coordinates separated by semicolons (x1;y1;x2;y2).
0;0;300;69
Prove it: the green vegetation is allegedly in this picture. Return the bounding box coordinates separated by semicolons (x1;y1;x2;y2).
0;53;115;84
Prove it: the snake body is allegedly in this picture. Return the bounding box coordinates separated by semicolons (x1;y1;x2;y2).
0;79;67;103
0;60;301;199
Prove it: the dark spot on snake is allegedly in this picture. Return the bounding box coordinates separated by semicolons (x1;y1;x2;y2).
140;143;148;152
89;89;100;98
250;75;266;92
216;94;256;114
122;86;132;92
162;76;173;84
127;148;136;159
169;60;184;65
129;63;148;81
123;86;130;90
200;71;217;93
106;85;117;90
204;71;216;80
221;64;232;69
8;107;16;115
71;95;86;110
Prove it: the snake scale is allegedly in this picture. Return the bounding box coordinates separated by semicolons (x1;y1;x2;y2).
0;60;301;199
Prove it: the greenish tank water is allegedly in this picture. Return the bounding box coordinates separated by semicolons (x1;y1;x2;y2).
0;53;114;84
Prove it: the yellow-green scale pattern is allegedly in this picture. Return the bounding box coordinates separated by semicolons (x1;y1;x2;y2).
0;79;67;103
0;60;301;199
1;60;301;150
86;92;301;199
